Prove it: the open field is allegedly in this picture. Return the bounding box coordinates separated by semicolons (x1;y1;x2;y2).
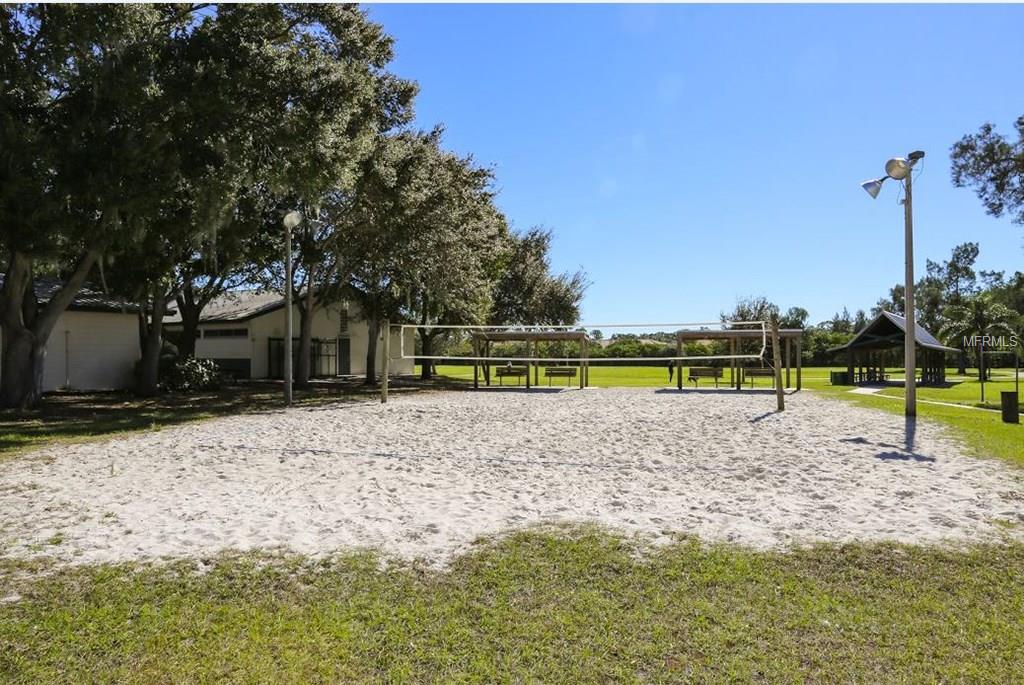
3;532;1024;684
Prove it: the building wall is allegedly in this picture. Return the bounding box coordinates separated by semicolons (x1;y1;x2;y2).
194;301;412;378
1;310;141;393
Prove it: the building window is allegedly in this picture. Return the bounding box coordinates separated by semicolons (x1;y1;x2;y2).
203;328;248;338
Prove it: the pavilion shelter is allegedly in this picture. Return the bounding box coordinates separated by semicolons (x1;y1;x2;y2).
828;311;958;386
470;329;591;389
674;327;804;391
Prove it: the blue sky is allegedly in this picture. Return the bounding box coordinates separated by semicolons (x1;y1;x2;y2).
366;3;1024;326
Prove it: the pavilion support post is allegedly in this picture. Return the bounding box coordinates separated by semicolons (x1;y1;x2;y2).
526;340;531;389
847;349;854;385
473;337;479;390
583;336;589;387
771;318;785;411
381;320;390;404
785;337;792;389
580;334;585;390
485;341;491;386
729;338;734;387
796;337;803;391
534;341;540;386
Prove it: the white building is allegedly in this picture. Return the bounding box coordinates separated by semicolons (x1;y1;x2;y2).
165;291;412;379
0;276;141;392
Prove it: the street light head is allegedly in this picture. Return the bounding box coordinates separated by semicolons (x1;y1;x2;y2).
282;210;302;230
885;157;910;180
908;150;925;162
860;177;886;199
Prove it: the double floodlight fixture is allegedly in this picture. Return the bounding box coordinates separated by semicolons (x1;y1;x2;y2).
860;150;925;199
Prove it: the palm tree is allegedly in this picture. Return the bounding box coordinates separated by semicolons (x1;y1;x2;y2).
941;294;1018;380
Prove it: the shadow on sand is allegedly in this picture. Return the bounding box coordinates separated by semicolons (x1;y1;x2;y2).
839;417;933;462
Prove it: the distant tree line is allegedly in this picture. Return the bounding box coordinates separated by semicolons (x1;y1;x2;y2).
0;4;585;407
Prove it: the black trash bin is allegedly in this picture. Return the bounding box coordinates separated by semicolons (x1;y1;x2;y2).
1001;391;1019;424
830;371;850;385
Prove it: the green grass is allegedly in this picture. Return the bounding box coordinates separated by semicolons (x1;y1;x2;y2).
2;528;1023;684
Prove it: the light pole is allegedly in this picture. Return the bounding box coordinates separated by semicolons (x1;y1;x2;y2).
282;210;303;406
861;150;924;417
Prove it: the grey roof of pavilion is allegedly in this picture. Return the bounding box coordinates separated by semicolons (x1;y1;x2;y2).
163;290;287;324
828;311;960;354
0;274;141;313
471;329;590;342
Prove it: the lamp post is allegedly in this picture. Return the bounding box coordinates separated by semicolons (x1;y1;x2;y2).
282;210;303;406
861;150;924;417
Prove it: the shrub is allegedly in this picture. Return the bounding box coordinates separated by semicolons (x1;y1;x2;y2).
160;358;223;393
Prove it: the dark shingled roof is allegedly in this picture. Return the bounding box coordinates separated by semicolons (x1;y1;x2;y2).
0;274;141;314
163;290;287;324
829;311;960;354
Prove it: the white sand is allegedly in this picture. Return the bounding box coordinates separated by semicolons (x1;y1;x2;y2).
1;388;1022;567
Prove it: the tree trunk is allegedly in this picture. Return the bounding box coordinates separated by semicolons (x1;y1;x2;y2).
136;294;168;397
364;317;379;385
0;330;44;409
296;298;314;389
175;288;201;358
419;330;435;380
0;250;97;409
957;349;967;375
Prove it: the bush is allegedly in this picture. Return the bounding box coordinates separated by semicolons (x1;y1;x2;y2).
160;357;223;393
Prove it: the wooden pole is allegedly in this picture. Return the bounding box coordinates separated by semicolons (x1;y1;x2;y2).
771;317;785;411
796;336;803;391
381;319;390;404
485;341;491;386
473;336;479;390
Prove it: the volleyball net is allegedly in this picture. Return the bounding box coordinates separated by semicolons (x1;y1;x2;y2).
392;320;769;365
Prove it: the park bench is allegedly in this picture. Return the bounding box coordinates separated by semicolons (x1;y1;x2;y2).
688;367;723;387
495;365;528;386
544;366;578;386
743;367;776;388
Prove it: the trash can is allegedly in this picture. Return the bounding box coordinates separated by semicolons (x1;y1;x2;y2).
830;371;850;385
1002;392;1019;424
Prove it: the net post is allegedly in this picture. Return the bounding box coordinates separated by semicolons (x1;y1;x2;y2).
381;319;390;404
771;317;785;411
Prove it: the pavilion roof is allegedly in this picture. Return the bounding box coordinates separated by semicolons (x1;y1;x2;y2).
828;311;959;354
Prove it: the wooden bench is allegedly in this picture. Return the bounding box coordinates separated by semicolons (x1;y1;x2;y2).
544;366;577;386
688;367;723;387
495;365;528;386
743;367;776;388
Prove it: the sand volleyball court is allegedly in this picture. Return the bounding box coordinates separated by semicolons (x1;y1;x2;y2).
2;388;1022;566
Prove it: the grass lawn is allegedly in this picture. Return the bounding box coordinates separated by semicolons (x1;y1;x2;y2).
2;528;1023;683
